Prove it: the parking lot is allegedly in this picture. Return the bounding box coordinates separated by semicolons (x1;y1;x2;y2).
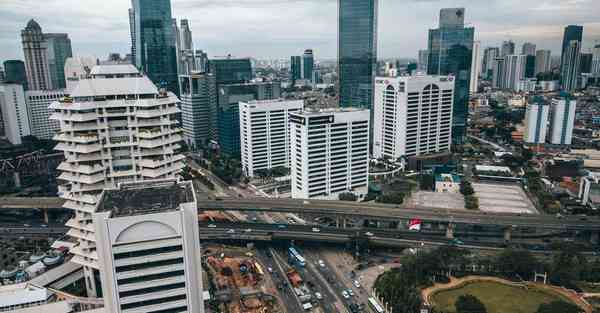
473;183;537;214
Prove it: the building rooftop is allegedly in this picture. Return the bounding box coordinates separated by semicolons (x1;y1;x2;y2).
70;76;157;97
475;165;512;173
292;107;369;117
97;180;195;217
90;64;139;76
0;284;51;308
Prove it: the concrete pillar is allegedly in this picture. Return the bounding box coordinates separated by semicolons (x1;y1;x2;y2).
342;218;347;229
591;231;599;245
43;209;49;224
336;216;341;228
13;172;21;188
445;224;454;239
504;227;512;242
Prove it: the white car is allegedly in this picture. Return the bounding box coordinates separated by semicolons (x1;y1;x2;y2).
365;232;374;237
227;229;235;234
341;290;350;299
312;227;320;233
208;224;217;228
315;292;323;300
353;280;361;288
318;260;326;268
244;228;252;233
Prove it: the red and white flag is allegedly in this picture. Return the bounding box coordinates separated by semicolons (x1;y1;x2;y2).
409;219;422;231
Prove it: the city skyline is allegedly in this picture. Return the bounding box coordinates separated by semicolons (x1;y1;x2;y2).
1;0;600;62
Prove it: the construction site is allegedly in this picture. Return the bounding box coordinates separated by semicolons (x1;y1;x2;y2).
204;245;283;313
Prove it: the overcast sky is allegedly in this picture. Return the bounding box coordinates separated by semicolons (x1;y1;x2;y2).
1;0;600;62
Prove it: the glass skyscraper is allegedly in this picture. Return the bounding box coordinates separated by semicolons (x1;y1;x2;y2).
44;33;72;89
290;56;302;81
3;60;27;90
427;8;474;143
338;0;378;109
302;49;314;82
560;25;583;91
131;0;178;94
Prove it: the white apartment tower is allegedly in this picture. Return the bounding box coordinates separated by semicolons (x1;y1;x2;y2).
26;89;65;139
50;64;184;296
523;97;550;144
469;41;481;94
502;54;527;91
0;83;31;145
93;180;204;313
549;95;576;145
373;75;454;160
240;99;303;177
290;108;370;200
179;72;217;148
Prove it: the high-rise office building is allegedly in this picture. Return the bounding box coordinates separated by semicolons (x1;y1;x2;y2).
482;47;499;80
418;50;429;72
290;56;302;81
524;97;549;144
0;83;31;145
561;40;581;91
21;19;52;90
209;57;252;86
502;55;527;91
50;64;184;296
239;99;303;177
25;90;65;140
64;56;98;92
0;67;4;82
535;50;552;75
373;75;454;160
338;0;378;109
492;57;504;89
549;95;576;145
128;8;136;65
218;82;281;156
290;108;370;200
93;180;204;313
525;55;536;78
44;33;72;89
131;0;179;94
179;72;217;149
427;8;474;142
302;49;314;82
560;25;583;91
3;60;28;89
521;42;536;56
470;41;481;94
179;50;208;76
593;45;600;76
580;53;593;74
501;40;515;57
180;19;193;51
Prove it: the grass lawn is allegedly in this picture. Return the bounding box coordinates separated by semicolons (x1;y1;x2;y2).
431;281;573;313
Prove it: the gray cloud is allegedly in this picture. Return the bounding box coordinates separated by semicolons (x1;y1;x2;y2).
1;0;599;63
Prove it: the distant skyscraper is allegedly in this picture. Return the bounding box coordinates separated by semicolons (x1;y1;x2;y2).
525;55;536;78
549;95;576;145
93;180;204;313
492;57;504;89
0;67;4;82
209;57;252;86
580;53;593;74
44;33;72;89
338;0;378;109
535;50;552;75
180;19;193;51
0;83;30;145
521;42;536;56
427;7;474;143
561;40;582;92
290;56;302;81
128;8;136;65
560;25;583;91
524;97;549;144
25;90;65;139
470;41;481;94
482;47;499;80
502;54;527;91
592;45;600;76
179;72;217;148
501;40;515;57
302;49;314;82
132;0;178;94
21;19;52;90
3;60;28;89
418;50;429;72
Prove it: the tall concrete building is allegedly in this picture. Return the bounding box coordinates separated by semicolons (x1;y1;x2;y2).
502;54;527;91
482;47;499;80
50;64;184;296
44;33;72;89
593;45;600;76
501;40;515;57
290;56;302;81
427;8;474;143
549;95;576;145
491;57;505;89
128;7;136;65
179;72;217;149
131;0;179;94
470;41;481;94
580;53;593;74
239;99;303;177
290;108;369;200
21;19;52;90
560;25;583;91
373;75;454;160
25;90;65;140
64;56;98;92
524;97;549;144
535;50;552;75
93;180;204;313
3;60;28;89
302;49;314;83
179;19;193;51
418;50;429;72
338;0;378;109
521;42;536;56
0;83;31;145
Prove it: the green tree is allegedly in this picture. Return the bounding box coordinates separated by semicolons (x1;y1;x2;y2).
536;301;583;313
460;181;474;196
378;192;405;204
455;294;487;313
465;196;479;210
496;249;538;280
420;174;435;191
339;192;358;202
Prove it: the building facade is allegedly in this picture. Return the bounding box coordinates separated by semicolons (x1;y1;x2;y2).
549;95;576;145
21;19;52;91
3;60;28;89
523;97;550;144
302;49;314;83
338;0;378;110
521;42;536;56
50;64;184;296
239;99;303;177
0;83;31;145
535;50;552;75
373;75;454;160
290;56;302;81
501;40;515;57
502;54;527;91
560;25;583;91
592;45;600;77
64;56;98;92
25;90;65;140
482;47;499;80
418;50;429;72
93;180;204;313
44;33;72;90
492;57;505;89
470;41;481;94
427;8;474;143
290;108;369;200
179;72;217;149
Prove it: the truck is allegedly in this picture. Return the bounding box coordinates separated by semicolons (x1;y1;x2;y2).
287;268;303;287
